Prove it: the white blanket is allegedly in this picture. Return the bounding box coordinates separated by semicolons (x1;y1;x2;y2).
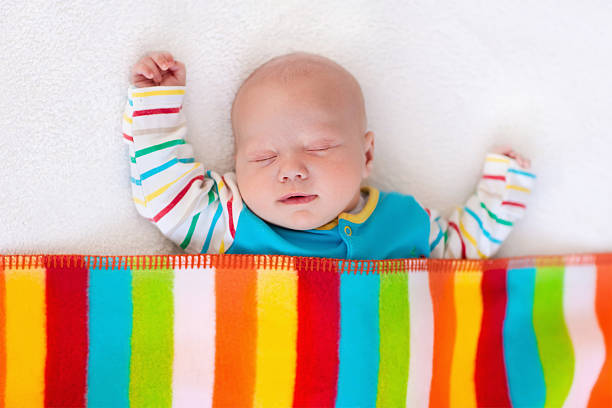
1;0;610;256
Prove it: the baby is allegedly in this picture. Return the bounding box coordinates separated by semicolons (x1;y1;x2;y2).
123;50;535;259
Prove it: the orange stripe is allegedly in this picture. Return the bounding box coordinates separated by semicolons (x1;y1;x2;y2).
428;261;457;407
0;260;5;405
588;253;612;407
212;262;257;407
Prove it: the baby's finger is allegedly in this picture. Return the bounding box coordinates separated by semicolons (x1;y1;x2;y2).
141;58;162;82
168;60;184;72
160;52;175;68
150;52;173;71
520;158;531;169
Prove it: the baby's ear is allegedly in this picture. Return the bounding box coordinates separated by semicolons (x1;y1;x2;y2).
363;131;375;178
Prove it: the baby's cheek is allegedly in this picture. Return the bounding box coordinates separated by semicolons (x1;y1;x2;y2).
242;171;274;212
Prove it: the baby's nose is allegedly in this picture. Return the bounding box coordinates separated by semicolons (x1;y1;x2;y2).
278;158;309;182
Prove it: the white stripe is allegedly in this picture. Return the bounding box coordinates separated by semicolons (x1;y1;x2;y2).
172;265;216;408
406;271;434;407
562;264;606;408
155;179;207;235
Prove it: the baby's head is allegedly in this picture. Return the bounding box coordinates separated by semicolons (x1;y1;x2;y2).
231;52;374;230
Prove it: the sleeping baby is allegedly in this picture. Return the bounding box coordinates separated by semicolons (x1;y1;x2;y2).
122;50;535;259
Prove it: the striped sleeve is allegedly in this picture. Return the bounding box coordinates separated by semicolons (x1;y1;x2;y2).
422;152;536;259
122;85;243;254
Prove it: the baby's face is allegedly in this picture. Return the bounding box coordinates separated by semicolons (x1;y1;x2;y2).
233;69;373;230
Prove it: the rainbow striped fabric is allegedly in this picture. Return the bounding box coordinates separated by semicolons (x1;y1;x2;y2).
0;253;610;407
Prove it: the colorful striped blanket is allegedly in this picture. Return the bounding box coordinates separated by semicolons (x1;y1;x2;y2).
0;253;610;407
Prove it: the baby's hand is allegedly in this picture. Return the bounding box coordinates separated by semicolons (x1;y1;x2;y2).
130;51;186;88
491;145;531;169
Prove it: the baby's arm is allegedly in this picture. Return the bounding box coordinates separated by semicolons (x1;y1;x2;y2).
418;151;536;259
123;51;242;253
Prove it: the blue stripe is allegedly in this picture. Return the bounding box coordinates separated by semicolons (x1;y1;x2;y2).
129;99;133;106
336;267;380;408
133;158;195;184
503;266;545;406
87;258;132;407
464;206;502;244
206;169;219;194
141;158;178;180
508;168;536;178
200;202;223;253
430;217;443;251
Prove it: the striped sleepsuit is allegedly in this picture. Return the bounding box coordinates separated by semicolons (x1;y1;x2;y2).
122;85;536;259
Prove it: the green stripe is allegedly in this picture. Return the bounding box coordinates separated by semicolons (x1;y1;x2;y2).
129;258;174;406
532;264;574;407
376;263;410;407
130;156;136;164
135;139;185;158
479;201;513;226
180;212;200;249
180;191;216;249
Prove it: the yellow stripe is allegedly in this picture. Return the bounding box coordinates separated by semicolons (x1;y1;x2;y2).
316;186;379;230
316;218;338;230
339;186;379;224
253;263;297;407
133;163;201;207
219;240;225;254
143;163;200;204
485;156;510;164
459;220;487;259
218;180;225;190
506;185;530;193
133;197;146;206
5;265;46;407
131;89;185;97
450;264;483;407
123;113;133;124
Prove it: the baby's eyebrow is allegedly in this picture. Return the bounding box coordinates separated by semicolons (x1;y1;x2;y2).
245;148;276;158
306;136;337;145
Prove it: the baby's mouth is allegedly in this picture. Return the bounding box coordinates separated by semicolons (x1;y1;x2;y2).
278;193;318;205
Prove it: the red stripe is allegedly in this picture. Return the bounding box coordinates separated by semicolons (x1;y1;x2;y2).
153;175;204;223
475;261;511;407
482;175;506;181
448;221;466;258
425;207;431;218
123;133;133;142
133;107;181;117
292;258;340;407
45;259;88;407
227;197;235;238
502;201;526;209
221;176;235;237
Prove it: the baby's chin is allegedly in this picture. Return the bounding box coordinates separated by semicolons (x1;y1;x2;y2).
259;210;334;231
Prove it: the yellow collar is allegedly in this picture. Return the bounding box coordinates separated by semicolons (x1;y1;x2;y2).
315;186;380;230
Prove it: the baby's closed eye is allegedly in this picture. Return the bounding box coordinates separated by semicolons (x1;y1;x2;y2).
306;142;340;152
251;155;277;163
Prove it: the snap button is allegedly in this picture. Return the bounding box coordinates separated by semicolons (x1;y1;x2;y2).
344;225;352;236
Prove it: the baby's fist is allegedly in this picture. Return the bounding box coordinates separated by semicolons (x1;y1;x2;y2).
491;145;531;169
131;51;186;88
